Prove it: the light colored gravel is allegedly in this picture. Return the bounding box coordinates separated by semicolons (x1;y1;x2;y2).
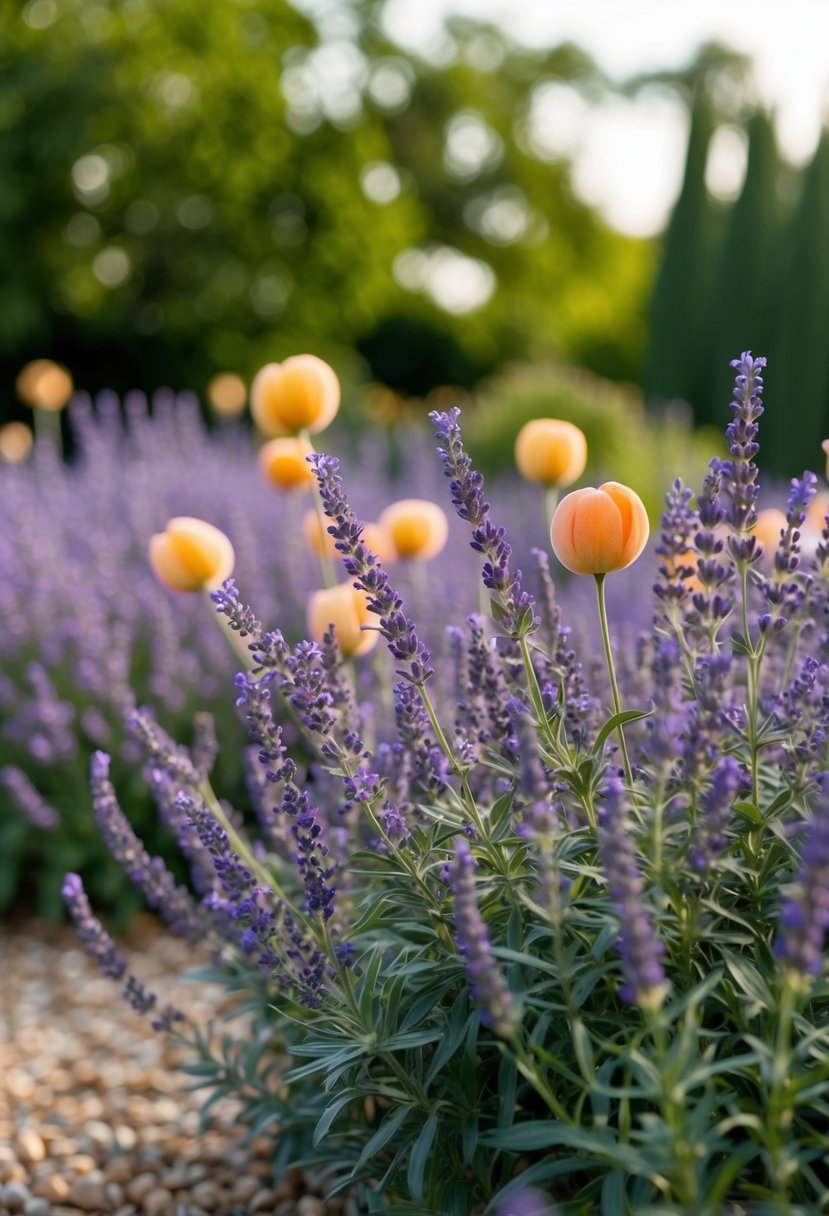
0;918;352;1215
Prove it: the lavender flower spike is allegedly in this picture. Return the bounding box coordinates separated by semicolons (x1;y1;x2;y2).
775;794;829;977
0;766;59;830
430;407;535;638
721;352;766;554
309;452;433;685
598;774;668;1010
62;873;184;1031
62;873;127;980
90;751;205;941
451;838;520;1037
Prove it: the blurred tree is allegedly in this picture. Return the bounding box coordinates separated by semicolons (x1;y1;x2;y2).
0;0;653;418
765;131;829;477
642;92;722;412
705;109;782;422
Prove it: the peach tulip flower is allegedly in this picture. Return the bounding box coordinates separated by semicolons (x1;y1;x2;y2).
207;373;247;417
0;421;34;463
551;482;649;575
251;355;340;437
307;584;379;656
515;419;587;488
16;359;74;412
258;437;316;491
752;508;787;561
378;499;448;561
149;517;235;593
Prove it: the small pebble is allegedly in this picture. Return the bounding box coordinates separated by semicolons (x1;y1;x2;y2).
32;1176;69;1203
142;1186;174;1216
2;1181;31;1214
23;1200;50;1216
15;1134;44;1167
66;1176;108;1212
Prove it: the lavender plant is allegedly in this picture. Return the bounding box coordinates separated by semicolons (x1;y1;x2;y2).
67;353;829;1212
0;390;495;915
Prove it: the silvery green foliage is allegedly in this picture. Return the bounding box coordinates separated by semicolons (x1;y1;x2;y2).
72;356;829;1212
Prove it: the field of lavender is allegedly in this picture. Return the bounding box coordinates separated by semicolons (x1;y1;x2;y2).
4;352;829;1215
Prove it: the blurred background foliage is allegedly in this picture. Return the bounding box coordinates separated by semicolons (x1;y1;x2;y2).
2;0;828;472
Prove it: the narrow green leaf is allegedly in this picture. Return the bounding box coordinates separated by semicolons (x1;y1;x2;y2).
356;1104;411;1169
592;707;654;754
571;1017;595;1085
312;1090;361;1146
407;1112;439;1204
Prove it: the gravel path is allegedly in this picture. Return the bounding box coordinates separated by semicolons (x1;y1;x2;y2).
0;918;347;1216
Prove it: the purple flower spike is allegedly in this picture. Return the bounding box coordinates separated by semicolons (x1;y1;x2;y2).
775;794;829;977
720;352;766;550
691;755;743;873
90;751;205;940
0;766;59;831
451;838;520;1037
430;408;536;638
309;453;433;686
598;774;667;1010
62;872;127;981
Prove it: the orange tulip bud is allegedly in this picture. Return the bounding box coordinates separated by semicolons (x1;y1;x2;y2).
378;499;448;561
258;437;316;491
752;508;787;560
307;584;379;656
149;517;235;593
0;421;33;463
250;355;340;437
514;418;587;487
550;481;649;575
207;372;246;417
16;359;74;412
822;439;829;481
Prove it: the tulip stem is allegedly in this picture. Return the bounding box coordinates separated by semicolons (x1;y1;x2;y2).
33;406;63;459
544;487;559;534
594;573;633;788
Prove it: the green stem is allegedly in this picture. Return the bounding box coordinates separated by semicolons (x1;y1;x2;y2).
544;486;559;535
594;574;633;788
766;978;797;1201
648;1012;697;1208
33;406;63;458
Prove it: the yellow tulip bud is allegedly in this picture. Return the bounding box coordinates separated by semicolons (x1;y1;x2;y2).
149;517;235;593
551;482;649;575
258;437;316;491
515;418;587;487
307;584;379;656
378;499;448;561
16;359;74;412
0;421;33;463
207;373;247;417
250;355;340;437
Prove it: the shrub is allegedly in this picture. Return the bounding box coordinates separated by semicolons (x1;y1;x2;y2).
466;361;723;520
61;352;829;1212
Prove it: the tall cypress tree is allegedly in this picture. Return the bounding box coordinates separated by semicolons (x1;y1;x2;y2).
644;93;722;411
705;110;781;426
764;130;829;477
